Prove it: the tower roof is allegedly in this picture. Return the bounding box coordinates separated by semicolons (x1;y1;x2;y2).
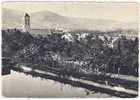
25;13;30;17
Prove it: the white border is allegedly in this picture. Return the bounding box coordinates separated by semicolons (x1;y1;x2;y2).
0;0;139;100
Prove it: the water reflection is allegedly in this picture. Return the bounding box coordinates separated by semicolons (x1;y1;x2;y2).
2;71;111;98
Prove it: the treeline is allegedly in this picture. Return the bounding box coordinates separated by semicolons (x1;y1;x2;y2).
2;29;138;76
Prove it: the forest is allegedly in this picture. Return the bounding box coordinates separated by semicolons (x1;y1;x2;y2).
2;29;138;78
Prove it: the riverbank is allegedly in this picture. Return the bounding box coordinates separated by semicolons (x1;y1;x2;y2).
10;64;138;98
3;71;112;98
14;63;138;90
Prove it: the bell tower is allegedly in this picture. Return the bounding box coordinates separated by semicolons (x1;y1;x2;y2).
24;13;30;32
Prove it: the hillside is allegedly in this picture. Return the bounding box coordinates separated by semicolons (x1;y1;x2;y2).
2;8;138;31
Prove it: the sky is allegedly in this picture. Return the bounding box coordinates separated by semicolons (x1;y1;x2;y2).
2;2;139;23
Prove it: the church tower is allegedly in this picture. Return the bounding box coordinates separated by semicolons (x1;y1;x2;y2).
24;13;30;32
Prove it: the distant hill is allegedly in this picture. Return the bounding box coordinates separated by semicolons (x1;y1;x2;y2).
2;8;138;31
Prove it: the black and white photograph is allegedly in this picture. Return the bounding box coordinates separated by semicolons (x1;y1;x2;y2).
1;1;139;98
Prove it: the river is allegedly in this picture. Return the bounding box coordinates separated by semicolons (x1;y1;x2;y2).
2;70;112;98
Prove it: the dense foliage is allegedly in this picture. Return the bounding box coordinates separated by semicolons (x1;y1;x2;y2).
2;29;138;76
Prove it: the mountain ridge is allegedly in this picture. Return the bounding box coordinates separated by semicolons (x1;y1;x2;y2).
2;8;138;31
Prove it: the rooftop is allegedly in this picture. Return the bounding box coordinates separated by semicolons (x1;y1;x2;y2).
25;13;30;17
